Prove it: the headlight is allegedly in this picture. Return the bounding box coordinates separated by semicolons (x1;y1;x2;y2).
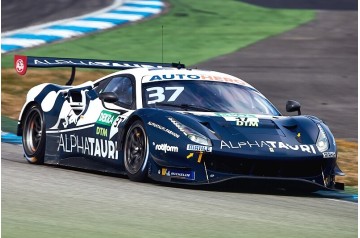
316;124;329;152
169;117;212;146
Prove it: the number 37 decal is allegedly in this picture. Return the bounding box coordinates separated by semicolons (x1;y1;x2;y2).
146;87;184;104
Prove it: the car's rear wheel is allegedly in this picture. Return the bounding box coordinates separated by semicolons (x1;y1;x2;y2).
22;104;45;164
124;120;149;182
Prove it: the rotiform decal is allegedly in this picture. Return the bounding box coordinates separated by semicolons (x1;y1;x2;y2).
220;140;317;154
154;143;178;153
58;134;118;159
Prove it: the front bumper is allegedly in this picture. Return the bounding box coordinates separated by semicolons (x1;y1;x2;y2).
148;153;342;191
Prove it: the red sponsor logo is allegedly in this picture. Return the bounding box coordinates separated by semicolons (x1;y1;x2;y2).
14;55;27;75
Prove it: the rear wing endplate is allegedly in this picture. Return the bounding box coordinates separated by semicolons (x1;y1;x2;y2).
14;55;185;85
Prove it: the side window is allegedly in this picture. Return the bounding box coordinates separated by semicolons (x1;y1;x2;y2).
95;78;112;94
103;76;134;109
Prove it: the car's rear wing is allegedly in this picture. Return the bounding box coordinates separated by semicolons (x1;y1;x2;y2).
14;55;185;85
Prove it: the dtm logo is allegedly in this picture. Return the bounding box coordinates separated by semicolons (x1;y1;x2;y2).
236;116;259;127
154;143;178;153
16;59;25;74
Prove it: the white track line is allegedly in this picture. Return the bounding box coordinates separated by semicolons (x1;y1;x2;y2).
130;0;164;6
95;13;144;21
30;29;84;37
1;38;46;47
116;6;162;13
61;20;116;29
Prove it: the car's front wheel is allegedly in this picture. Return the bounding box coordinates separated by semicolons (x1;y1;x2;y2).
124;120;149;182
22;104;45;164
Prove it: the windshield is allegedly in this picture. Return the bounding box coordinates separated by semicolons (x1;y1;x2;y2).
142;81;281;116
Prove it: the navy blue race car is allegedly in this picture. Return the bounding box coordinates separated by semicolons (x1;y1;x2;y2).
15;55;345;190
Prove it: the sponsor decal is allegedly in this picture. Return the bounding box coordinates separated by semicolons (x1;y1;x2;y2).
154;143;179;153
220;140;317;154
50;101;79;130
14;55;28;75
96;110;119;126
58;134;118;159
159;168;195;180
216;112;254;118
113;115;125;128
33;59;164;69
186;152;204;163
168;117;186;135
145;74;249;86
236;115;259;127
108;115;126;140
96;127;108;137
215;113;260;127
187;144;212;153
16;59;25;73
323;152;336;158
62;110;78;128
148;121;180;138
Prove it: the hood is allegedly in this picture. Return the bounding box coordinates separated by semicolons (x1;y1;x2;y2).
171;111;322;157
178;112;318;140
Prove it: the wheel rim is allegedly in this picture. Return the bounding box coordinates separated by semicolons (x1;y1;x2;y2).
125;125;147;174
24;109;42;155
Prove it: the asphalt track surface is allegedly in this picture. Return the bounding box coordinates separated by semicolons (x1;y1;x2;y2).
1;0;113;32
196;3;358;140
1;1;358;238
1;143;357;237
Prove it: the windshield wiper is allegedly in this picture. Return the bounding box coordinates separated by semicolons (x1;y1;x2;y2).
155;102;214;112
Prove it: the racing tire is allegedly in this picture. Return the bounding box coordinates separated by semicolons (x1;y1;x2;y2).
22;104;45;164
124;120;149;182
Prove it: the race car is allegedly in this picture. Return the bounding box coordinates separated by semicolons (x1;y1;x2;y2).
15;55;345;190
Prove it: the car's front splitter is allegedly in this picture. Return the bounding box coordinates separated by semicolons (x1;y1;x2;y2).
148;160;343;191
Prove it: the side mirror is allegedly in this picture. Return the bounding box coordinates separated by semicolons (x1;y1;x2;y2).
99;92;127;114
99;92;118;103
286;100;301;115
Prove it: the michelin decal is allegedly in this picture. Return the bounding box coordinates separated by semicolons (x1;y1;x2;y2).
159;168;195;180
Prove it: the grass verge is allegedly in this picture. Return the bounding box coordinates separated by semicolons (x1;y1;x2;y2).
1;0;314;68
